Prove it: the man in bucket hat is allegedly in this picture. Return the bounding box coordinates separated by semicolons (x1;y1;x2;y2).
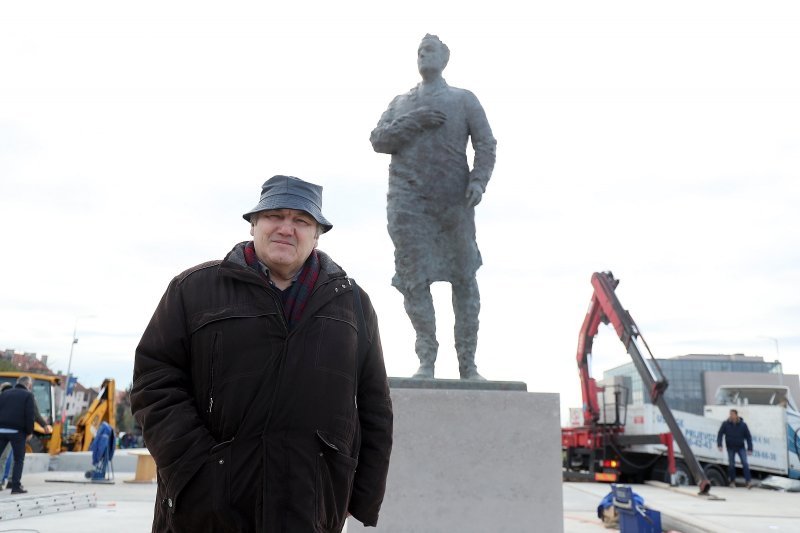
132;175;393;533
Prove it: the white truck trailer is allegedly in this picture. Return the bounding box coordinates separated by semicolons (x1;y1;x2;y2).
621;385;800;485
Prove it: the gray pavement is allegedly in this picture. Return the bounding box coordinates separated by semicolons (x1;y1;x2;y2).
563;482;613;532
564;481;800;533
3;472;799;532
0;470;156;532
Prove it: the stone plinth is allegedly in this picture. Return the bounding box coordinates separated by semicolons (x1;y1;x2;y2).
389;377;527;391
347;382;562;533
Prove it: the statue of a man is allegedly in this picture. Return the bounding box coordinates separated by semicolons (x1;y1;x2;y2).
370;34;497;380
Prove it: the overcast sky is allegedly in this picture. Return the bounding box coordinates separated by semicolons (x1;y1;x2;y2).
1;1;798;423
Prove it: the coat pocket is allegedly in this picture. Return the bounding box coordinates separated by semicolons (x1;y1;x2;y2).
313;315;358;382
315;430;358;532
169;441;234;531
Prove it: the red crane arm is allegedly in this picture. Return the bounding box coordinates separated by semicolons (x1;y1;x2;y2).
576;294;605;425
575;271;710;494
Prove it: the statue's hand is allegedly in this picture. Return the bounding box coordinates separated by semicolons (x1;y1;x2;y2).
408;107;447;129
466;182;483;207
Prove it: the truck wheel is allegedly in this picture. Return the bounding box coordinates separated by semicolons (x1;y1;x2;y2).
703;464;727;486
671;460;692;486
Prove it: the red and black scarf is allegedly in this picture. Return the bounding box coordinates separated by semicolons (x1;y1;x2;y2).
244;241;320;329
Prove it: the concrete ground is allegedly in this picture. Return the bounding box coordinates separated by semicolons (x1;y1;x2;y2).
2;471;799;532
564;481;800;533
563;482;615;532
0;470;156;532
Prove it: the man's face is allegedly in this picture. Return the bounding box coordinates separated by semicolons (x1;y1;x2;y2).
417;41;446;77
250;209;319;275
729;410;738;422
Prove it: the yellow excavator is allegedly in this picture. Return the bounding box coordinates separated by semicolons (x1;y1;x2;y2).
0;372;115;454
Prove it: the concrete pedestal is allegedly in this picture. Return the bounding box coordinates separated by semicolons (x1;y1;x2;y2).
347;382;562;533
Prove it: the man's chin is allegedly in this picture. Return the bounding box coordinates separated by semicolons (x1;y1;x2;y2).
266;255;296;266
418;66;442;76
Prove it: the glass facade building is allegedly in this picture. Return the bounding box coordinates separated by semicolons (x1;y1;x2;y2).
603;354;782;415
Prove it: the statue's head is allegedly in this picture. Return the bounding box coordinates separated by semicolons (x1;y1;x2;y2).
417;34;449;79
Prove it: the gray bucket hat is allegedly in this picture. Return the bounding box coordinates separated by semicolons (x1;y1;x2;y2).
242;175;333;233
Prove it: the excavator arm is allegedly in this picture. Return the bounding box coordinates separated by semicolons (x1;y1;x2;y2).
69;378;116;452
580;272;710;494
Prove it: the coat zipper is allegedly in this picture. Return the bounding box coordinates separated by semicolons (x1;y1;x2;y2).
208;332;218;416
259;275;347;520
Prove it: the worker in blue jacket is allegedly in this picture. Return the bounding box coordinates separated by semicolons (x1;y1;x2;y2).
717;409;753;487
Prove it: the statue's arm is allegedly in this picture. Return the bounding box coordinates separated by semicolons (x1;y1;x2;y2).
370;97;425;154
466;93;497;192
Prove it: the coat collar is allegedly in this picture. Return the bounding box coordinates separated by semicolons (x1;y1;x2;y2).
219;242;351;327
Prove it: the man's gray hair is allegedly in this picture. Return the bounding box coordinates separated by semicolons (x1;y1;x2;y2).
16;375;32;387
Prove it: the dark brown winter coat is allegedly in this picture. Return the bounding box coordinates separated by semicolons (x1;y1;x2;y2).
131;244;393;532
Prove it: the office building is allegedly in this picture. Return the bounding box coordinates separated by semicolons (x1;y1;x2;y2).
603;353;800;415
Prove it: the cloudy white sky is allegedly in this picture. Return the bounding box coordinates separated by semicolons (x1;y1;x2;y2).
1;1;798;423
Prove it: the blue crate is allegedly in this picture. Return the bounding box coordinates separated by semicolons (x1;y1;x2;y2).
612;484;662;533
619;508;662;533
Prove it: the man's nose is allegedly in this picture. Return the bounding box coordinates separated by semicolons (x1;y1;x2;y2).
276;220;294;234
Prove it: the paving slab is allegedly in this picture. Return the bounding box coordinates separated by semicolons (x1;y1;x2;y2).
47;450;139;472
7;473;796;532
562;482;615;532
0;470;156;532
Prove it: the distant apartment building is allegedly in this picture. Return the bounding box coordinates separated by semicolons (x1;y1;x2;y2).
603;353;800;415
2;348;52;374
57;378;96;422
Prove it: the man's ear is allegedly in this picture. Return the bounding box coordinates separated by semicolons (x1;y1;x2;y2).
250;223;255;237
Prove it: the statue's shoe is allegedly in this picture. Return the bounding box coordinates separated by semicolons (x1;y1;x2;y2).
412;364;435;379
460;369;486;381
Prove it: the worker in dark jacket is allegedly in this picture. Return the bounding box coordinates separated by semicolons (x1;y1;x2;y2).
0;376;36;494
131;175;393;533
0;380;53;489
0;382;13;488
717;409;753;487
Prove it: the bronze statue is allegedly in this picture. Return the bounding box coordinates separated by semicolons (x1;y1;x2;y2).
370;34;497;380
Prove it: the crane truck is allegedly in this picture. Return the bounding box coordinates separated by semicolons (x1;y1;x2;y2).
561;272;712;494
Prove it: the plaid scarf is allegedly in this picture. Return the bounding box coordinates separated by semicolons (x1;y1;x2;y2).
244;241;321;329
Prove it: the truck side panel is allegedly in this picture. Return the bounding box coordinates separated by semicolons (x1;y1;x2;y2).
624;405;789;476
787;409;800;478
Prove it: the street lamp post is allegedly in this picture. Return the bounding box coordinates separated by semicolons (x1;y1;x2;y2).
59;315;95;429
59;322;79;426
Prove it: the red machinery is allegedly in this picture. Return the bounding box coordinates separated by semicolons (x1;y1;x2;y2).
562;272;711;494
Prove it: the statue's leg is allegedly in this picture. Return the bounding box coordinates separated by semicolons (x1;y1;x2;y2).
452;277;485;380
399;283;438;379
